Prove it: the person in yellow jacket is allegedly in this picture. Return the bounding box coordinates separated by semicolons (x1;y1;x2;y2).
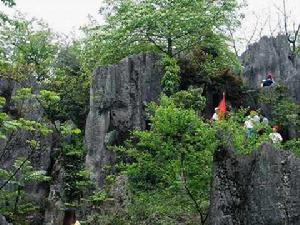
63;209;80;225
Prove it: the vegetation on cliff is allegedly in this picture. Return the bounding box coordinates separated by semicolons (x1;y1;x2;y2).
0;0;299;224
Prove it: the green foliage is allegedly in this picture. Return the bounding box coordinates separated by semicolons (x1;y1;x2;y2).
49;42;90;129
61;138;93;205
198;35;242;76
0;96;6;107
258;85;300;133
0;15;91;222
89;191;108;205
283;139;300;156
115;95;217;224
83;0;239;65
85;190;200;225
0;17;57;81
1;0;15;7
215;108;271;155
0;85;61;225
171;87;206;111
0;160;50;224
0;88;53;138
161;55;180;96
110;95;287;224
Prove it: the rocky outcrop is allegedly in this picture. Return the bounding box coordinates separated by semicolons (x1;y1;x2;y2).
241;35;300;103
85;53;163;188
210;144;300;225
0;78;54;225
43;158;65;225
0;215;12;225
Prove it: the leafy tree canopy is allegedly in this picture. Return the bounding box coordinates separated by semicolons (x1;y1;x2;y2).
0;16;58;81
1;0;15;7
83;0;240;65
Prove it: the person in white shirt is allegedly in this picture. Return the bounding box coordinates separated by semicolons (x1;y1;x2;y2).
244;111;260;138
211;107;219;121
269;125;283;144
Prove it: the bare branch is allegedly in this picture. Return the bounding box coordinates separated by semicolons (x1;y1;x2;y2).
0;131;16;163
226;23;239;57
258;16;270;39
283;0;289;37
0;153;31;190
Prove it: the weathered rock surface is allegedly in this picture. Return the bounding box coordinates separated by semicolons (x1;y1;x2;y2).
210;144;300;225
43;157;65;225
85;53;163;188
0;78;54;225
241;35;300;103
0;215;12;225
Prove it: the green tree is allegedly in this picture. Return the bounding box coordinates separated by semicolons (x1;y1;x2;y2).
115;95;217;224
0;0;15;22
0;87;81;224
49;42;90;129
0;16;57;81
84;0;239;65
1;0;15;7
258;85;300;138
0;159;50;224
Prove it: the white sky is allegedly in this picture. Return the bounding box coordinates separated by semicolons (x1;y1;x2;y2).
0;0;299;51
235;0;300;52
0;0;103;36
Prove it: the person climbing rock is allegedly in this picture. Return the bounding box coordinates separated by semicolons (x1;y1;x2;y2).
269;125;283;144
261;72;274;87
63;209;80;225
244;110;260;138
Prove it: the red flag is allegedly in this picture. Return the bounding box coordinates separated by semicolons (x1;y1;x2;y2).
217;92;226;120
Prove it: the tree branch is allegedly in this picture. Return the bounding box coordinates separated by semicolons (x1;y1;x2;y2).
180;153;208;225
0;153;30;190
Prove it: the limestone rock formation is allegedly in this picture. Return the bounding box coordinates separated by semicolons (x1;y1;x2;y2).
85;53;163;188
210;144;300;225
241;35;300;103
0;78;54;225
0;215;12;225
43;158;65;225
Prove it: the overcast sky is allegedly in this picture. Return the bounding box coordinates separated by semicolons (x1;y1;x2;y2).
0;0;299;51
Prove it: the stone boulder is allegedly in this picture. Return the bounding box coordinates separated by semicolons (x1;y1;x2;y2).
0;215;12;225
85;53;163;188
241;35;300;103
210;144;300;225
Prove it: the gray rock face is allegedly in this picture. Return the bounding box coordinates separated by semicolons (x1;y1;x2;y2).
0;78;54;225
210;144;300;225
43;160;64;225
241;35;300;103
0;215;12;225
85;53;163;188
0;78;52;169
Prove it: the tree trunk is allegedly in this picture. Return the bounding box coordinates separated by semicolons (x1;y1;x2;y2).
167;37;173;56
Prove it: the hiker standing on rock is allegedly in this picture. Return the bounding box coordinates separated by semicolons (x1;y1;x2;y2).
244;110;260;138
269;125;283;144
261;72;275;87
211;107;220;121
211;92;226;122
